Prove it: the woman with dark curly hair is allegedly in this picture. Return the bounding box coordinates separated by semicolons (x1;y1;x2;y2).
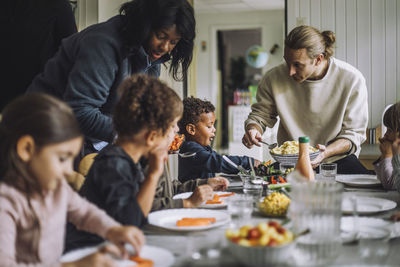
27;0;195;155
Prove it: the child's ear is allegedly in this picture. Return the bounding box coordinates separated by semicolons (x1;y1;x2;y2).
186;124;196;136
16;135;36;162
145;130;159;146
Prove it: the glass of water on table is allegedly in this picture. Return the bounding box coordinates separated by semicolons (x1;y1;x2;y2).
240;174;263;206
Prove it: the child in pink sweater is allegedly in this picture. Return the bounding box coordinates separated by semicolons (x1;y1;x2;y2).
0;93;144;266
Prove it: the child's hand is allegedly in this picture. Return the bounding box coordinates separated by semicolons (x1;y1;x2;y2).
253;159;262;167
62;251;117;267
392;136;400;155
147;146;169;180
183;184;213;208
391;212;400;221
207;177;229;191
105;226;145;257
379;137;393;158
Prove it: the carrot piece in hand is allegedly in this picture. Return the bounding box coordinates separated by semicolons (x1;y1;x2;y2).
218;192;235;198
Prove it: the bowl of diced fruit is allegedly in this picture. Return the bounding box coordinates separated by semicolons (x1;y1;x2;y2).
226;221;294;266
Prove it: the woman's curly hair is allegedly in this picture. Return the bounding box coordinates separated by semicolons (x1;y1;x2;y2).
119;0;195;81
114;74;183;137
178;96;215;136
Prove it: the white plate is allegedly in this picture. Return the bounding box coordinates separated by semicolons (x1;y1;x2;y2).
148;208;230;231
342;196;397;215
172;191;234;208
60;245;174;267
340;216;393;243
336;174;381;187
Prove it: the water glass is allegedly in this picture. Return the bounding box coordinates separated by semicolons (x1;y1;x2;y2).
279;163;295;175
358;227;391;264
240;174;263;205
319;163;337;180
287;171;343;266
227;194;253;228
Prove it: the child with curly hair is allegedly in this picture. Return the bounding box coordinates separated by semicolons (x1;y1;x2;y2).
178;97;260;182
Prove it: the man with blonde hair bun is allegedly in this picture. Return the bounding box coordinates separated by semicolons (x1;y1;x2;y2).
242;25;369;174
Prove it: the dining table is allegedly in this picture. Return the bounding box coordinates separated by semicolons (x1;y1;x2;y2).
143;174;400;267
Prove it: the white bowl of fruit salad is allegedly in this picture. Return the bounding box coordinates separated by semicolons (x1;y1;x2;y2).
225;221;294;266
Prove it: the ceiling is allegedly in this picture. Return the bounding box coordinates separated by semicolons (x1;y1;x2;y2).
194;0;285;14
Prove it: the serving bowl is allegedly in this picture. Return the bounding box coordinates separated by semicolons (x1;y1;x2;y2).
227;238;294;266
270;150;320;165
225;221;294;266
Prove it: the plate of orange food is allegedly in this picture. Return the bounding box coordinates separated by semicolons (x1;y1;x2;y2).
172;191;235;209
60;244;174;267
148;209;230;231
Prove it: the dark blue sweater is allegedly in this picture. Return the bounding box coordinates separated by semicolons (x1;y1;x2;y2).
27;15;169;144
178;141;253;182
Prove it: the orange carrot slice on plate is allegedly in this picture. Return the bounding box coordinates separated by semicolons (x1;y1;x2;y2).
176;217;216;227
130;256;154;267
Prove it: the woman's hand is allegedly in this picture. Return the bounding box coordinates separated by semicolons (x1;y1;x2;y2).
105;226;145;257
183;184;213;208
310;144;326;169
379;137;393;159
242;125;262;148
207;177;229;191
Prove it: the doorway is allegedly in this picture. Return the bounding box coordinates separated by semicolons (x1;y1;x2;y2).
217;28;263;148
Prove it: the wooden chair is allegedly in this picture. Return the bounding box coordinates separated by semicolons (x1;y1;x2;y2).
66;153;98;191
78;153;98;177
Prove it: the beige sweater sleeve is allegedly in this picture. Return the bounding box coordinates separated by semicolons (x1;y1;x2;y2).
245;72;279;133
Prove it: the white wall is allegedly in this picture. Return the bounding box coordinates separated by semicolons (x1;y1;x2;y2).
195;10;285;105
287;0;400;128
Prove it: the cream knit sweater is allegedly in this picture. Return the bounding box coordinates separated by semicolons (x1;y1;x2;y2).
245;57;368;163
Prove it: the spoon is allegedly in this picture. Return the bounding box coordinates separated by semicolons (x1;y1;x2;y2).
259;140;278;149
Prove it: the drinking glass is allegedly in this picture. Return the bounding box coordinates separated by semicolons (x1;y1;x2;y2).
319;163;337;180
287;171;343;266
227;194;253;228
240;174;263;206
279;163;295;176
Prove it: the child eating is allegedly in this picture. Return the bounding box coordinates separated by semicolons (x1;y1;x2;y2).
0;93;144;266
178;97;260;182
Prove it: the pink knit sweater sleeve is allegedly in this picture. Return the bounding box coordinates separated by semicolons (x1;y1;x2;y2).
65;181;120;238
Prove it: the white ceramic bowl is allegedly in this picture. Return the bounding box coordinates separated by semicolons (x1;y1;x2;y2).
227;240;294;266
270;151;320;165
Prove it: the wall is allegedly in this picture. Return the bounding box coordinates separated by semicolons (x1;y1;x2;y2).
195;10;285;105
287;0;400;128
